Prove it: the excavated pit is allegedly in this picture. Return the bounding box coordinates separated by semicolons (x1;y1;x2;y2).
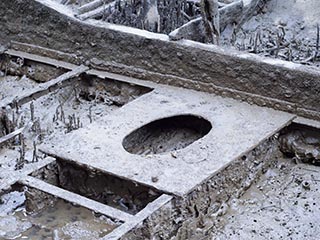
122;114;212;155
2;121;319;239
0;54;69;83
1;51;320;238
0;184;119;239
1;0;320;237
120;122;320;239
31;159;162;215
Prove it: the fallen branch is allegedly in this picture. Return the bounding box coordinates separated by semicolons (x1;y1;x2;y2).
77;1;117;21
169;0;243;41
78;0;113;14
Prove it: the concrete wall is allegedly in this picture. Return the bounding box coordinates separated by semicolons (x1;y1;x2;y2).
1;0;320;119
121;136;280;239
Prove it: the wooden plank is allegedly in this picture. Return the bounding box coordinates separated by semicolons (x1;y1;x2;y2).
78;0;107;14
20;176;133;223
0;157;56;191
9;41;82;66
0;128;23;145
5;49;78;70
103;194;173;239
294;117;320;129
78;1;117;21
0;65;89;109
0;121;33;145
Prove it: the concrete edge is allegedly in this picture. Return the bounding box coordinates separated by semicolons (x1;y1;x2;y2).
293;117;320;129
184;114;296;196
103;194;173;240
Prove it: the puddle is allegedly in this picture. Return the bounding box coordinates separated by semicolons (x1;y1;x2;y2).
0;187;118;240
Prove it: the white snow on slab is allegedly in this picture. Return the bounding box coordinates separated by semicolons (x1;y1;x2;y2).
41;85;295;196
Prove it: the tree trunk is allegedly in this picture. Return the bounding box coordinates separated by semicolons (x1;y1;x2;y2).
143;0;160;32
201;0;220;44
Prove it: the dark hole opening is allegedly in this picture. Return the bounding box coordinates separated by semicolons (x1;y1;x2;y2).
123;114;212;155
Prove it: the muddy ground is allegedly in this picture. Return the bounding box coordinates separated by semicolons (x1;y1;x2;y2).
0;73;149;239
0;191;117;239
212;157;320;240
0;0;320;238
222;0;320;67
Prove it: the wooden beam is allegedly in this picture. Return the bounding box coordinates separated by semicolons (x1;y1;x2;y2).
77;1;117;21
103;194;173;239
0;121;33;145
0;65;89;109
20;176;133;222
78;0;112;14
6;49;78;70
0;128;23;145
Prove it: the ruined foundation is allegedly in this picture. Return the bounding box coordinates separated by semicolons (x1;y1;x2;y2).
1;0;320;239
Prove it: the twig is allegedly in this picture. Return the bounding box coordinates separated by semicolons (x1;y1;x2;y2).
315;23;319;59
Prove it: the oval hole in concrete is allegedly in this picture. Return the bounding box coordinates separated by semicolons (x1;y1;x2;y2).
122;115;212;155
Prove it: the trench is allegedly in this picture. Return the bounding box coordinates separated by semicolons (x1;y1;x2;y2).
0;184;119;239
0;55;158;238
31;159;162;215
1;48;320;238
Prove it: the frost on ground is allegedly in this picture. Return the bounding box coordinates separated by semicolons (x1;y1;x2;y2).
0;74;147;172
0;75;38;101
221;0;320;67
213;158;320;240
0;192;116;239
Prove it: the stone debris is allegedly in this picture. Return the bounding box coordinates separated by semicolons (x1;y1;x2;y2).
280;128;320;165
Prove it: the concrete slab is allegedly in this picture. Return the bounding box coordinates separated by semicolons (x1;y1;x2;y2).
40;86;295;196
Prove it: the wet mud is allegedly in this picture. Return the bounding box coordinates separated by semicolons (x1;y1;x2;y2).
0;187;118;240
212;158;320;239
221;0;320;67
